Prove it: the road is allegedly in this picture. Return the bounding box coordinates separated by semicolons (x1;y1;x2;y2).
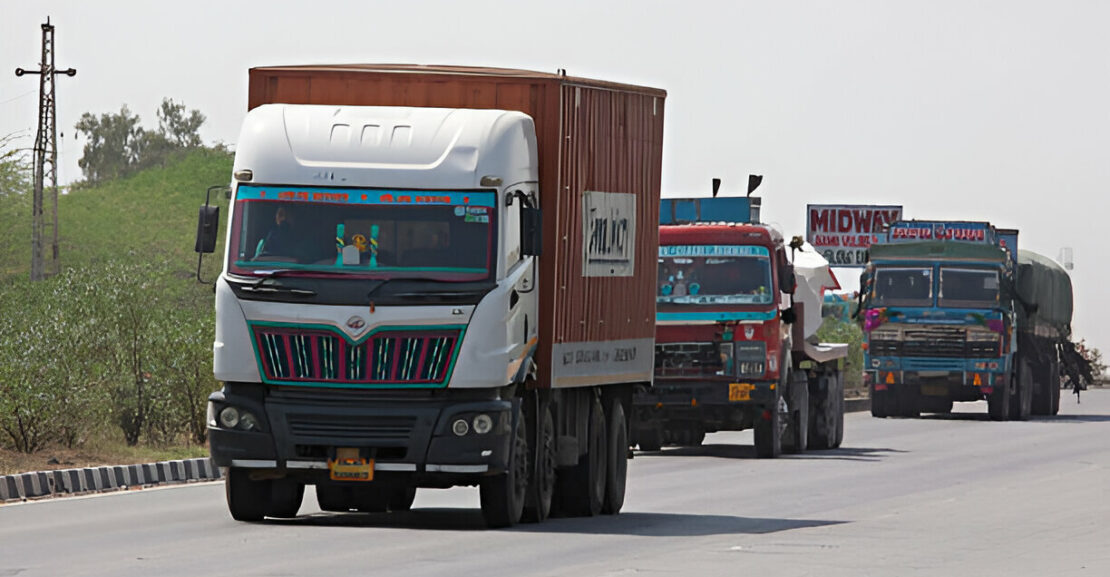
3;389;1109;577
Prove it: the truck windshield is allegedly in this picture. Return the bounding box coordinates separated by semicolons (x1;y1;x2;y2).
872;267;933;307
657;245;773;305
939;267;1000;308
228;185;496;281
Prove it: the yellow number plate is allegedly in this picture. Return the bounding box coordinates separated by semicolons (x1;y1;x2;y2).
329;448;374;482
729;382;755;402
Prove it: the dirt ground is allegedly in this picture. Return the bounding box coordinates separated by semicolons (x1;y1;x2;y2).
0;443;210;476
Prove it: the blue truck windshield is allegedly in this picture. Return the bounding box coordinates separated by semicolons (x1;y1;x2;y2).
657;245;773;305
939;267;1000;309
872;267;933;307
229;186;496;281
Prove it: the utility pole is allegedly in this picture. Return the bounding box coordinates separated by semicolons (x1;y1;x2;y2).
15;17;76;281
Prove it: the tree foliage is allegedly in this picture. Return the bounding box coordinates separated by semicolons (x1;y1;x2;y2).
815;315;865;391
75;98;206;185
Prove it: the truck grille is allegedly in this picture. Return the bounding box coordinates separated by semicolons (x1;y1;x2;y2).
252;324;463;387
872;326;1001;359
655;342;723;376
286;414;417;443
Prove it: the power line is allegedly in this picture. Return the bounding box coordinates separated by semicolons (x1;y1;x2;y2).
14;16;76;281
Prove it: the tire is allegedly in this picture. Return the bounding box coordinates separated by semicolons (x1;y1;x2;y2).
602;401;628;515
1050;360;1061;416
754;389;784;459
225;467;272;522
557;394;607;517
268;479;304;519
870;383;891;418
809;372;843;450
1010;357;1032;421
785;384;809;454
1033;358;1061;416
635;424;663;452
388;487;416;512
316;485;353;512
988;371;1012;421
896;388;920;418
480;407;529;528
522;400;555;523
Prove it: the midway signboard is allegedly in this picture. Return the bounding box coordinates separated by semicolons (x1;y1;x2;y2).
807;204;903;267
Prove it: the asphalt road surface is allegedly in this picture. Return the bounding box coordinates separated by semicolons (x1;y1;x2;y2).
3;389;1108;577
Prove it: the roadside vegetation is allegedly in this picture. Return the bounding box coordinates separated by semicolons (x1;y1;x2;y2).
0;100;229;474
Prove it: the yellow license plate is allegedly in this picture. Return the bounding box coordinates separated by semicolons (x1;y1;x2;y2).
729;382;754;402
329;448;374;482
921;384;948;397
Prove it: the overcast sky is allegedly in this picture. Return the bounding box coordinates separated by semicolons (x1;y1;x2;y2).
2;1;1108;350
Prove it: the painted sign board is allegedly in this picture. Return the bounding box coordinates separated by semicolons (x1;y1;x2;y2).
806;204;903;267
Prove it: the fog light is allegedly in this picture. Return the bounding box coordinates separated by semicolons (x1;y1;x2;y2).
473;414;493;435
219;406;240;429
239;411;260;432
452;418;469;436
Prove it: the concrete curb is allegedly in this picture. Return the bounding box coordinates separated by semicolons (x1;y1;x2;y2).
845;396;871;414
0;457;222;504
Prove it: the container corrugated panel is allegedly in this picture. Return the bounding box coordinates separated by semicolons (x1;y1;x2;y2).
247;65;666;388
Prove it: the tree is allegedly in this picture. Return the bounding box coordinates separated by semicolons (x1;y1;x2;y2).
75;98;206;184
75;105;144;184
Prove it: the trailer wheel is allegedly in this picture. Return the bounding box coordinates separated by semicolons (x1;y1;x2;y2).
557;394;607;516
988;372;1013;421
755;388;785;459
809;372;844;450
870;382;891;418
1049;359;1061;416
480;407;529;528
1010;357;1033;421
268;479;304;518
522;399;555;523
635;423;663;452
225;468;272;522
1033;357;1061;416
602;400;628;515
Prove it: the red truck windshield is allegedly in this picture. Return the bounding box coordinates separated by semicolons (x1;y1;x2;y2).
229;185;496;281
657;245;773;305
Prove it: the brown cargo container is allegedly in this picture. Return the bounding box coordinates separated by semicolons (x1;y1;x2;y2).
248;65;666;389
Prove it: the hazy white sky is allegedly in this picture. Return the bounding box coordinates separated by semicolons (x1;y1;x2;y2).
2;1;1108;349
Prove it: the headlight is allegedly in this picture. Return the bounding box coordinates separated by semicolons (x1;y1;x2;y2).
218;406;240;429
473;414;493;435
452;418;469;436
239;411;260;432
966;330;999;342
206;402;217;427
871;329;900;341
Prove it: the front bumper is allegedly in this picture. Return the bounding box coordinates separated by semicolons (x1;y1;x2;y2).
208;383;515;479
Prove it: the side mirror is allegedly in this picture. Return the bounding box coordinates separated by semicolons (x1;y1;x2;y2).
779;265;796;295
781;305;797;325
195;205;220;254
521;207;542;257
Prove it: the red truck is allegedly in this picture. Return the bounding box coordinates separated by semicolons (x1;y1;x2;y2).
632;184;847;457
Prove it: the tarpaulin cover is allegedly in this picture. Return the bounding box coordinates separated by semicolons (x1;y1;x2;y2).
794;242;840;340
1016;249;1073;333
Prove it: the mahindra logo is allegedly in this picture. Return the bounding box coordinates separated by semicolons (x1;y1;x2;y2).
346;316;367;332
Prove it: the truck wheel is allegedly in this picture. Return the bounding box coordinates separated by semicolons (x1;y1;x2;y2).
480;408;529;528
809;373;843;450
225;467;272;522
316;485;353;512
870;383;890;418
388;487;417;512
602;401;628;515
785;385;809;454
755;392;785;459
557;394;607;516
1050;360;1061;416
268;479;304;518
988;374;1012;421
1010;358;1033;421
522;400;555;523
636;423;663;452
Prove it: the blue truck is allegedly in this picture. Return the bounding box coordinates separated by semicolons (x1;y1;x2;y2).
861;220;1086;420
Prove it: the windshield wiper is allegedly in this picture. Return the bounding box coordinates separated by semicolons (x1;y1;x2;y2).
369;278;491;301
